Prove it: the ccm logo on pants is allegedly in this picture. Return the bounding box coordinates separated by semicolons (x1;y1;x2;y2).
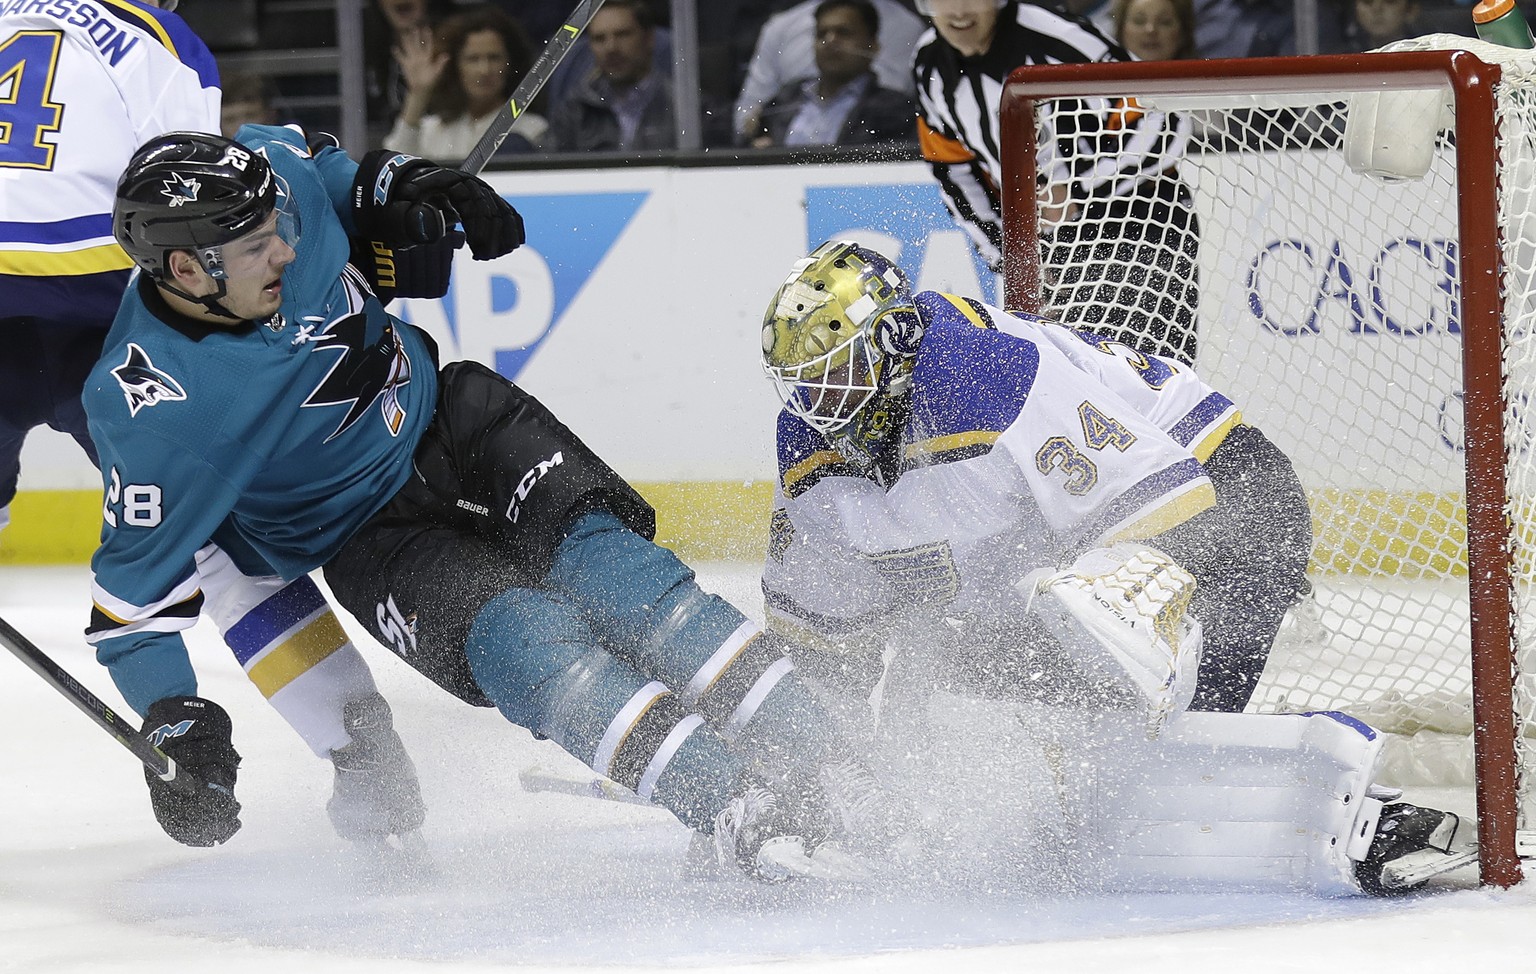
506;452;564;524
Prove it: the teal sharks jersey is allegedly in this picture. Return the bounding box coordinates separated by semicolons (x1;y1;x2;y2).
83;124;438;711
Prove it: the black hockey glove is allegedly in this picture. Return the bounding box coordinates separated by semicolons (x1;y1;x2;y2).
141;696;242;847
327;692;427;842
352;150;524;260
350;229;465;303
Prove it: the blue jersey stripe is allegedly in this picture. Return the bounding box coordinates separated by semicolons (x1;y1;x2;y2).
0;213;114;244
1167;392;1237;448
224;577;329;666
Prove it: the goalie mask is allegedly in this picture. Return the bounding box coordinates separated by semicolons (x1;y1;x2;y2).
114;132;300;315
761;241;924;435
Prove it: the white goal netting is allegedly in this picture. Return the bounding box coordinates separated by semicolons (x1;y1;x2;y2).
1012;35;1536;841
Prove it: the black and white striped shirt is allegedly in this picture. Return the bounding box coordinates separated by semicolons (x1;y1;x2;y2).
913;0;1189;269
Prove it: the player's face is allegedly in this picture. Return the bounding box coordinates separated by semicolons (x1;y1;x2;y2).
458;29;510;113
589;8;653;88
1120;0;1183;60
207;212;297;320
926;0;1000;56
814;7;879;86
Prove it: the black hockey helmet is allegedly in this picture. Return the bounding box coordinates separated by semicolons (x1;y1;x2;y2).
113;131;277;282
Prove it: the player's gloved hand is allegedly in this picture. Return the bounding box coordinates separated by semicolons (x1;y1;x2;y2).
326;692;426;842
349;229;465;304
352;150;525;260
141;696;242;847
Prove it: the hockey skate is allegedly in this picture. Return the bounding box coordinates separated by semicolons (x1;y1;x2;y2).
1354;802;1479;894
713;770;891;884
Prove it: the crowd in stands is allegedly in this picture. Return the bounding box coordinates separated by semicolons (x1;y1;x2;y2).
203;0;1494;161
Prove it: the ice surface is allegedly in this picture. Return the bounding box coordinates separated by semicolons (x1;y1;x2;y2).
2;564;1534;973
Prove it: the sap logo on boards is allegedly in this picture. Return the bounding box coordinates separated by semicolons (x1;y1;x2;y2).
804;183;1000;306
1244;237;1459;336
391;192;647;381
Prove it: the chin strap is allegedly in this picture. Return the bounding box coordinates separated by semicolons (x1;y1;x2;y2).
158;276;244;322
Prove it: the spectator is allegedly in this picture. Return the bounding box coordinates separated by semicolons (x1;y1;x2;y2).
1111;0;1198;59
745;0;917;148
1328;0;1421;51
548;0;676;152
219;72;280;138
1194;0;1293;57
735;0;926;143
385;5;547;161
364;0;455;145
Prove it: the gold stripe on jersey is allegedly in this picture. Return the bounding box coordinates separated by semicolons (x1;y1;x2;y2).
244;610;350;698
931;292;994;331
1190;411;1242;463
783;449;854;494
0;243;134;276
101;0;178;56
1103;481;1217;544
905;429;1001;465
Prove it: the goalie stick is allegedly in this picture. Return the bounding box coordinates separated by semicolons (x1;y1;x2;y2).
458;0;608;174
0;613;190;789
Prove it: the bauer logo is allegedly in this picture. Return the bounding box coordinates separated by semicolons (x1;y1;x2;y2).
391;191;648;380
805;184;1001;305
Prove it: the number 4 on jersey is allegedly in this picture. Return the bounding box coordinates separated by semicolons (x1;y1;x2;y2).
1078;401;1136;452
0;31;65;170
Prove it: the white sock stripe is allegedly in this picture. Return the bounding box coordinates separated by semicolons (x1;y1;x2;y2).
682;621;760;703
636;713;705;801
591;680;669;777
724;657;794;742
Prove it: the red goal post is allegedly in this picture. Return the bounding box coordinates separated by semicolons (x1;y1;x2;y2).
1000;42;1527;887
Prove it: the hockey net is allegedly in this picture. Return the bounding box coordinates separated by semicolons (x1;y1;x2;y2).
1000;36;1536;886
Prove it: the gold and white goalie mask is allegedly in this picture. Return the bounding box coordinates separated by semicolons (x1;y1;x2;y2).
761;241;924;435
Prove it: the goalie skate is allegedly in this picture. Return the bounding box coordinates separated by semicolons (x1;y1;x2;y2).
1023;544;1201;738
1355;803;1479;894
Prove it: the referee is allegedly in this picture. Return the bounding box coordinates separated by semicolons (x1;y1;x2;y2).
913;0;1200;362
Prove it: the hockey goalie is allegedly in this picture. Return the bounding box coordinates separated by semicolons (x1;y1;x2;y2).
755;240;1479;895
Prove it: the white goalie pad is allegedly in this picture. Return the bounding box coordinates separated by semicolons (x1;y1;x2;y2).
1020;544;1201;737
1061;711;1389;896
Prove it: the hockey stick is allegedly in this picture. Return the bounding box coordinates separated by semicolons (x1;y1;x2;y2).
0;613;189;788
458;0;607;174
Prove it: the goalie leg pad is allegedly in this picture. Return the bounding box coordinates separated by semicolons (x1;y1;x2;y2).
1064;711;1390;895
1022;544;1201;737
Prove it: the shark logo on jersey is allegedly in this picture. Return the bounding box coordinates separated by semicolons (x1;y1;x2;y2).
162;172;201;207
112;344;188;416
301;314;412;442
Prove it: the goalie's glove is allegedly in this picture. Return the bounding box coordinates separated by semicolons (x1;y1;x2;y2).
326;692;426;842
1022;543;1202;737
141;696;242;847
352;150;525;260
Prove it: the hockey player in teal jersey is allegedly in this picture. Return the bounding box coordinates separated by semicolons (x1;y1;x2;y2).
0;0;424;853
86;128;897;881
755;240;1479;895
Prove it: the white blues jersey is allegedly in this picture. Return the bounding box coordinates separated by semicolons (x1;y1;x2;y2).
912;0;1188;268
0;0;219;324
763;290;1223;639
